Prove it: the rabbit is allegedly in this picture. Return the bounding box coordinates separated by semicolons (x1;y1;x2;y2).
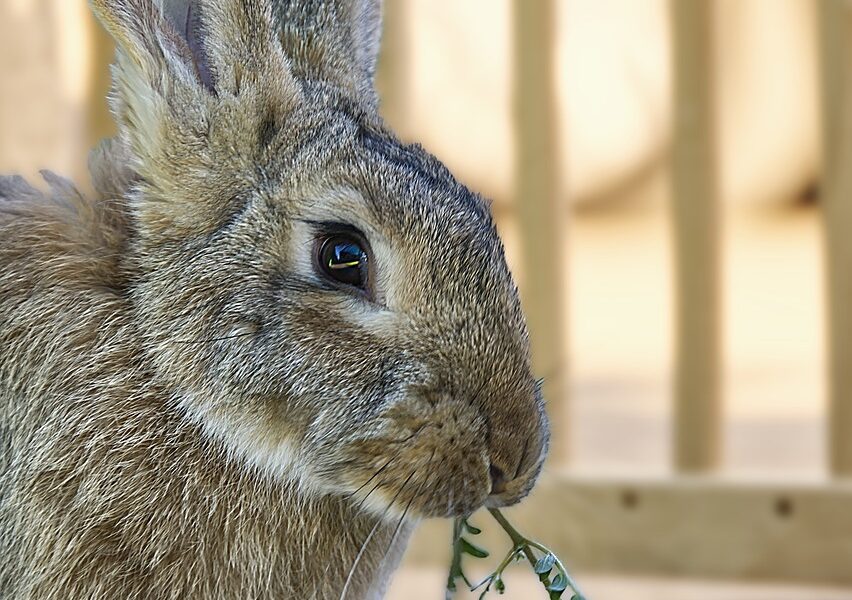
0;0;549;598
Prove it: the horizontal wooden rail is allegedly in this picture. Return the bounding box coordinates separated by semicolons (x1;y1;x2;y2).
405;475;852;585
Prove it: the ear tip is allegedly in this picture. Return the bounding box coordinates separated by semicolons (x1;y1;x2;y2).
90;0;158;34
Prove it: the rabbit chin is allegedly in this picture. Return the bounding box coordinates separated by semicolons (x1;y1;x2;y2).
353;429;497;519
324;450;493;520
351;470;491;522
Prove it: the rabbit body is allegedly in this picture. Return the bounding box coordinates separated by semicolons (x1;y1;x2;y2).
0;171;407;600
0;1;548;598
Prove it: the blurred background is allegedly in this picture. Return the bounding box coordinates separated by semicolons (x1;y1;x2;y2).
2;0;850;598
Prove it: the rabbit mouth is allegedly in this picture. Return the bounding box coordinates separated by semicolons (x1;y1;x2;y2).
341;442;543;520
338;398;547;520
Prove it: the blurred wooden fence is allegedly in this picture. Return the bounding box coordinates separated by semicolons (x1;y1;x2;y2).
406;0;852;586
30;0;852;587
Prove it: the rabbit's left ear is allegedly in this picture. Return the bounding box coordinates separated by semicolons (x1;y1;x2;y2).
341;0;383;86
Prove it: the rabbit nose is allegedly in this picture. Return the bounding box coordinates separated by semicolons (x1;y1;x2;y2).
488;463;508;495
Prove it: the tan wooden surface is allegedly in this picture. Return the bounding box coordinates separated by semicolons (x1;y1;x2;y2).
511;0;569;465
404;474;852;585
818;0;852;477
376;0;409;134
670;0;722;473
391;568;852;600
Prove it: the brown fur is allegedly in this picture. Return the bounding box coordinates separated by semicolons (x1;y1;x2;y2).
0;1;548;598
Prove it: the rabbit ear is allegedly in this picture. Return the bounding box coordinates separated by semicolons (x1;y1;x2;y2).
91;0;203;93
89;0;299;239
343;0;383;82
272;0;383;102
158;0;215;91
92;0;293;98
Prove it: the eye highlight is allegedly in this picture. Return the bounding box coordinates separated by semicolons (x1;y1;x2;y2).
315;231;371;293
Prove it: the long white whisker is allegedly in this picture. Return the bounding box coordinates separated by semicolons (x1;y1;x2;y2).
338;469;417;600
375;450;438;577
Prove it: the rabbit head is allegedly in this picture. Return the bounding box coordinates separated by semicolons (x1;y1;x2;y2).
92;0;549;519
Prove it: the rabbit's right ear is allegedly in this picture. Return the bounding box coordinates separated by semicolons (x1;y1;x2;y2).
90;0;299;240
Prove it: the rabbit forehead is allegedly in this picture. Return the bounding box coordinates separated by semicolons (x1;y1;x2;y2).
323;131;525;335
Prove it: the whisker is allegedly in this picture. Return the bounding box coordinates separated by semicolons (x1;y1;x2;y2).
351;473;391;515
375;450;437;579
345;422;440;509
385;496;413;559
338;469;418;600
345;449;404;501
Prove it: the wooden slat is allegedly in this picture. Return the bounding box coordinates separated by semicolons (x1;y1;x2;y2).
670;0;721;473
376;0;410;133
512;0;569;465
404;475;852;585
818;0;852;477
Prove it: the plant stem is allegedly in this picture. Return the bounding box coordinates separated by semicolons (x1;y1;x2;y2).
487;508;550;585
447;519;464;591
472;546;520;591
488;508;585;599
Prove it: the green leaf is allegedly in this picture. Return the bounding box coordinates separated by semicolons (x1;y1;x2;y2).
549;592;564;600
463;520;482;535
548;574;568;593
534;552;556;574
460;538;489;559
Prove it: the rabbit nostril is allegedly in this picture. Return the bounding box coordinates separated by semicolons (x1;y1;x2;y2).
489;463;508;495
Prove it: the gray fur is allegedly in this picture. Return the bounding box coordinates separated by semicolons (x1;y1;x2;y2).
0;0;548;598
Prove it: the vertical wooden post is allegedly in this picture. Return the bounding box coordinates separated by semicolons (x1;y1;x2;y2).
670;0;721;473
376;1;410;134
512;0;569;465
818;0;852;477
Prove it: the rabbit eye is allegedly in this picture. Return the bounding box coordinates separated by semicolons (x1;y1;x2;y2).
317;235;369;290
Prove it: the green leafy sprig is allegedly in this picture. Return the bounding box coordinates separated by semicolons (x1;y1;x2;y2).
446;509;585;600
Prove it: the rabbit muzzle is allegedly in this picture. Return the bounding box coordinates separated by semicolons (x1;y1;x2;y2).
340;380;549;520
484;405;550;509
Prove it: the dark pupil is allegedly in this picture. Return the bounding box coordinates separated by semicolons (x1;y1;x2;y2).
323;238;366;287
